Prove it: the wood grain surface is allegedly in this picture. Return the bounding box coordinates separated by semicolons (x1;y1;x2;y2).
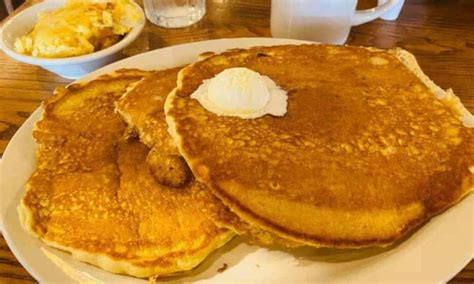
0;0;473;283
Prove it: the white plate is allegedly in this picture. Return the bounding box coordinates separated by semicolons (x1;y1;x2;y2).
1;37;473;284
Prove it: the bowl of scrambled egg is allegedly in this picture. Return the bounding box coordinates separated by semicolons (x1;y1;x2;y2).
0;0;145;79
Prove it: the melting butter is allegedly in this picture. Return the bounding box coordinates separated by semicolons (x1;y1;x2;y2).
191;67;288;119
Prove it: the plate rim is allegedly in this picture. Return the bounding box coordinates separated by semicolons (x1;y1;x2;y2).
1;37;472;283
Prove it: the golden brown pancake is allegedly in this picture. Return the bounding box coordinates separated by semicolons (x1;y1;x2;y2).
165;44;474;248
116;68;300;247
116;68;192;188
19;69;234;278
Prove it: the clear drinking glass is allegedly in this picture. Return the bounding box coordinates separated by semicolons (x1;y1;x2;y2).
144;0;206;28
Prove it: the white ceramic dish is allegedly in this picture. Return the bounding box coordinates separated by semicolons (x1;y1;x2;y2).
0;0;145;80
1;38;472;283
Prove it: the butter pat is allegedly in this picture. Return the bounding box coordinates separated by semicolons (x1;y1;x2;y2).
191;67;288;119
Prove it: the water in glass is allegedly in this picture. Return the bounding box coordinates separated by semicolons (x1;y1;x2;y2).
144;0;206;28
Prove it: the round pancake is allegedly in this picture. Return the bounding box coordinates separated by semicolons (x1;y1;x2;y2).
116;68;300;247
19;69;234;278
116;68;193;188
165;44;474;248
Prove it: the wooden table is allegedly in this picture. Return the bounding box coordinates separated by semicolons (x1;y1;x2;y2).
1;0;473;282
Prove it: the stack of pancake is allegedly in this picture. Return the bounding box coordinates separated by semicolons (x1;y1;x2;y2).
20;44;473;279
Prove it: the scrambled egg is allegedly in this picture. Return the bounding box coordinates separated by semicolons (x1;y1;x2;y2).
14;0;141;58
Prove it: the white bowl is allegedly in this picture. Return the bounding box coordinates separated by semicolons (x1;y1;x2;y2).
0;0;145;79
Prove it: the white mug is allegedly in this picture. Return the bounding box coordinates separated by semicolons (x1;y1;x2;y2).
271;0;402;44
379;0;405;20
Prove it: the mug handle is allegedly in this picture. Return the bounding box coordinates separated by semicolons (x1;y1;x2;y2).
351;0;401;26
